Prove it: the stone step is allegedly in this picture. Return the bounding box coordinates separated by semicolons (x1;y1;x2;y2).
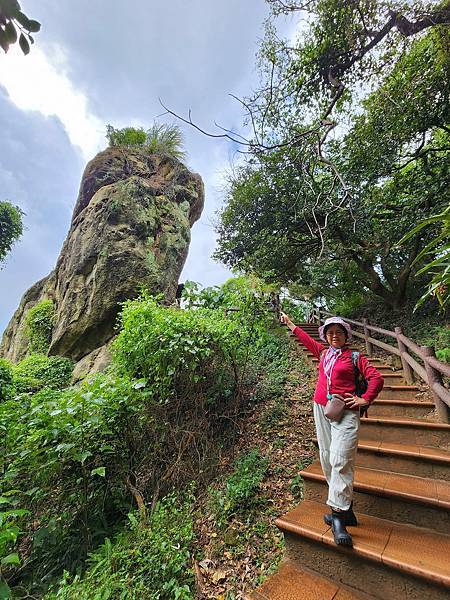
368;398;435;419
301;460;450;534
360;416;450;449
312;437;450;480
246;559;375;599
276;499;450;599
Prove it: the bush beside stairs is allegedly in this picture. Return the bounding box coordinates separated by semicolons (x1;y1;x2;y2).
246;323;450;600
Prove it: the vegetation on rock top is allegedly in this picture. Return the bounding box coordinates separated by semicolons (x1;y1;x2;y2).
106;123;186;160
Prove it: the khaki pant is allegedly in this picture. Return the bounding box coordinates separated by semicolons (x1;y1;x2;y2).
313;402;360;511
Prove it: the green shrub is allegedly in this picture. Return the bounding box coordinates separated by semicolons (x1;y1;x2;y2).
249;333;289;406
46;493;195;600
436;348;450;363
0;493;30;598
182;276;277;317
210;449;268;526
0;375;147;587
2;284;282;594
0;358;14;402
25;300;55;353
113;293;266;404
13;353;73;393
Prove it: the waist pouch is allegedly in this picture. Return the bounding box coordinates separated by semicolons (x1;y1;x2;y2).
324;394;346;422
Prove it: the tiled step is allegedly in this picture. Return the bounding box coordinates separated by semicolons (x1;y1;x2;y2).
355;439;450;481
301;460;450;534
375;373;405;385
369;366;400;374
247;560;375;599
368;398;435;419
276;499;450;600
378;385;422;400
360;416;450;449
312;437;450;480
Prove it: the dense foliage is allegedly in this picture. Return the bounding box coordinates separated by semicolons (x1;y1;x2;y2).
215;1;450;313
0;359;14;402
12;353;73;393
106;123;186;160
209;449;269;528
46;494;195;600
25;300;55;354
0;279;286;597
0;201;23;265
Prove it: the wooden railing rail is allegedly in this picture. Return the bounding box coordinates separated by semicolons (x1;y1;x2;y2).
310;307;450;423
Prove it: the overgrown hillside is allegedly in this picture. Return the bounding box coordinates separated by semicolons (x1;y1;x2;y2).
0;277;315;599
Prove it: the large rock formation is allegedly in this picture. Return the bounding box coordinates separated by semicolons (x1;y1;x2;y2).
1;147;204;371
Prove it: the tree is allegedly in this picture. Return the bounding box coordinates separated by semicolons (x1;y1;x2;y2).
215;8;449;310
0;0;40;55
0;200;23;265
106;123;186;160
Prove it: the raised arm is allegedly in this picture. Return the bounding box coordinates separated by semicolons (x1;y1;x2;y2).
280;312;325;359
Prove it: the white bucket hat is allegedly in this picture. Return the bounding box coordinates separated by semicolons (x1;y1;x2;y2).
319;316;352;342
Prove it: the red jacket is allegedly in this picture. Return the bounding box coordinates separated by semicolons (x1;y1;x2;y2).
293;326;384;408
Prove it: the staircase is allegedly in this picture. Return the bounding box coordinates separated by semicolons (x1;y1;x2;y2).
247;324;450;600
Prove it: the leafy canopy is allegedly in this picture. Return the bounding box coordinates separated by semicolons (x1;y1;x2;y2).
215;2;449;311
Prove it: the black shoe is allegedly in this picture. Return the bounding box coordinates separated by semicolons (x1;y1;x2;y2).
323;501;358;527
329;510;353;547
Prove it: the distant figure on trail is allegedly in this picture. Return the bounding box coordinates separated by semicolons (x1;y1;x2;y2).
280;313;384;547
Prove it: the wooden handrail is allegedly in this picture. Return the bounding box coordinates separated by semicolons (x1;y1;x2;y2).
424;354;450;379
367;336;401;357
366;324;396;338
310;307;450;422
402;352;427;382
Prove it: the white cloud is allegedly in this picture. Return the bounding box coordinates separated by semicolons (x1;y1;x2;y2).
0;44;104;161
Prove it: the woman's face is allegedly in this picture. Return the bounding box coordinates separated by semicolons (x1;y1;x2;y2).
326;324;347;349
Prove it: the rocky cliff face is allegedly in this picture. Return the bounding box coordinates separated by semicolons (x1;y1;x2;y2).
1;147;204;371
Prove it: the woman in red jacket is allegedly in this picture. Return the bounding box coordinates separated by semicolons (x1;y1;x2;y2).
280;313;384;547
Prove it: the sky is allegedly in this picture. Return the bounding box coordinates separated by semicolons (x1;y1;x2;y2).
0;1;296;335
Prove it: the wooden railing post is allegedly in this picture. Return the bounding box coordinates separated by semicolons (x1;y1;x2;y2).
395;326;414;384
422;346;450;424
362;318;373;356
317;308;322;324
